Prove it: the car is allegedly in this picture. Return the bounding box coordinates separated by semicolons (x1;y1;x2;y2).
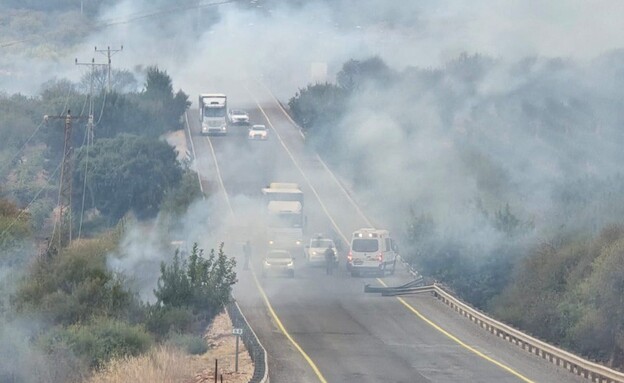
248;124;268;140
304;234;338;267
262;249;295;278
347;228;398;277
228;109;250;125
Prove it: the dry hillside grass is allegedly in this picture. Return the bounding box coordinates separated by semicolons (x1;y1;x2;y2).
86;312;253;383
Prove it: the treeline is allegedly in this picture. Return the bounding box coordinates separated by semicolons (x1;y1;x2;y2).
0;64;235;382
288;54;624;366
1;66;192;232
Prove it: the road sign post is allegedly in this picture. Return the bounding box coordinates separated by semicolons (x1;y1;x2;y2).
232;328;243;372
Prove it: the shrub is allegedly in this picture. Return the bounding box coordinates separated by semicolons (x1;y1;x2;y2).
44;318;152;369
165;333;208;355
13;233;137;326
145;306;195;338
148;243;237;340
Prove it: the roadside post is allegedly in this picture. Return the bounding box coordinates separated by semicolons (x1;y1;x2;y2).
232;328;243;372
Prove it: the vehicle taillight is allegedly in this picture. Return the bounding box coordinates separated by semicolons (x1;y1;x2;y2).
377;253;383;262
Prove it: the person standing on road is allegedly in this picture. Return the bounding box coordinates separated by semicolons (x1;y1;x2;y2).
243;240;252;270
324;244;336;275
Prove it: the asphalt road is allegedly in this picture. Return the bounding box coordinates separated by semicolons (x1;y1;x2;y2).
185;80;586;383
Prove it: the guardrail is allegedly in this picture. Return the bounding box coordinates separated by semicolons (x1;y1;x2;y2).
226;300;270;383
393;255;624;383
241;90;624;382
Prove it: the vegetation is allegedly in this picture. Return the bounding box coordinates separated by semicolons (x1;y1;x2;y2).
492;226;624;366
73;134;183;222
0;50;219;381
10;230;236;380
148;243;237;338
290;53;624;366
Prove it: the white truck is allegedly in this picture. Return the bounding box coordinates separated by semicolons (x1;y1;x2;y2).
262;183;305;253
198;93;227;135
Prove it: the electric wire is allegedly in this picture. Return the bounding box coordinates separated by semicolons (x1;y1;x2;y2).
0;0;240;48
0;119;45;176
0;160;62;240
77;121;92;239
95;91;107;126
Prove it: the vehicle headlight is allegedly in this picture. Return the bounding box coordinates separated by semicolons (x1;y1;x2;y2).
268;240;274;245
263;259;270;266
312;251;317;255
295;240;301;245
287;260;294;267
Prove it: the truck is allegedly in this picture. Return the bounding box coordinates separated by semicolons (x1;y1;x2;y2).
198;93;227;135
262;183;305;253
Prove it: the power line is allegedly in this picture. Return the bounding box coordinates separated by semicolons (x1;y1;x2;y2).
77;122;92;239
0;119;45;176
0;160;62;240
95;45;123;93
0;0;239;49
97;0;238;27
95;91;107;126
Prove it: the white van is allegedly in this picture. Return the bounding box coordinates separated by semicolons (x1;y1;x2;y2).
347;228;398;277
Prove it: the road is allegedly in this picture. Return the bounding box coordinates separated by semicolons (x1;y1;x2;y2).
185;81;585;383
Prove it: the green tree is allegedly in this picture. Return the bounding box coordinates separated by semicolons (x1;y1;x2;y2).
571;236;624;366
288;83;347;131
336;56;395;92
73;134;183;223
154;243;237;314
139;66;190;135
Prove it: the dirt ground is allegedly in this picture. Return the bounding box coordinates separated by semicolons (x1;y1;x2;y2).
86;311;254;383
192;311;254;383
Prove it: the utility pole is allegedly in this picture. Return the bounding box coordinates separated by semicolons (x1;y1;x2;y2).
94;45;123;93
75;57;107;136
74;58;106;240
44;111;87;249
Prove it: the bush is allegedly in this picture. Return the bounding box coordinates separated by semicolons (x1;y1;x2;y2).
148;243;237;340
13;232;138;326
165;333;208;355
145;306;195;338
45;318;152;369
154;243;237;315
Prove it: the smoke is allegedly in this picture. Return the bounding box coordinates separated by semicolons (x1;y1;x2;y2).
2;0;624;309
64;0;624;269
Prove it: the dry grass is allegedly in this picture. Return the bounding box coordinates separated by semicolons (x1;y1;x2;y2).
86;312;253;383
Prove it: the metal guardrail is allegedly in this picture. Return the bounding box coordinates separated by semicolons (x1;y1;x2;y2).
430;284;624;383
391;256;624;383
226;93;624;382
226;301;270;383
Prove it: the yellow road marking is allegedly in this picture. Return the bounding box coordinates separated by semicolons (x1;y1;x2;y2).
242;83;536;383
195;97;328;383
377;279;535;383
252;269;329;383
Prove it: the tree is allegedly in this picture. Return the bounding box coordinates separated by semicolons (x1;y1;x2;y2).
571;236;624;366
154;243;237;319
73;134;182;223
336;56;395;92
80;68;138;95
138;66;190;135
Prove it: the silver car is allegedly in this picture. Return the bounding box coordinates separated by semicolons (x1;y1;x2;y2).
262;249;295;278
